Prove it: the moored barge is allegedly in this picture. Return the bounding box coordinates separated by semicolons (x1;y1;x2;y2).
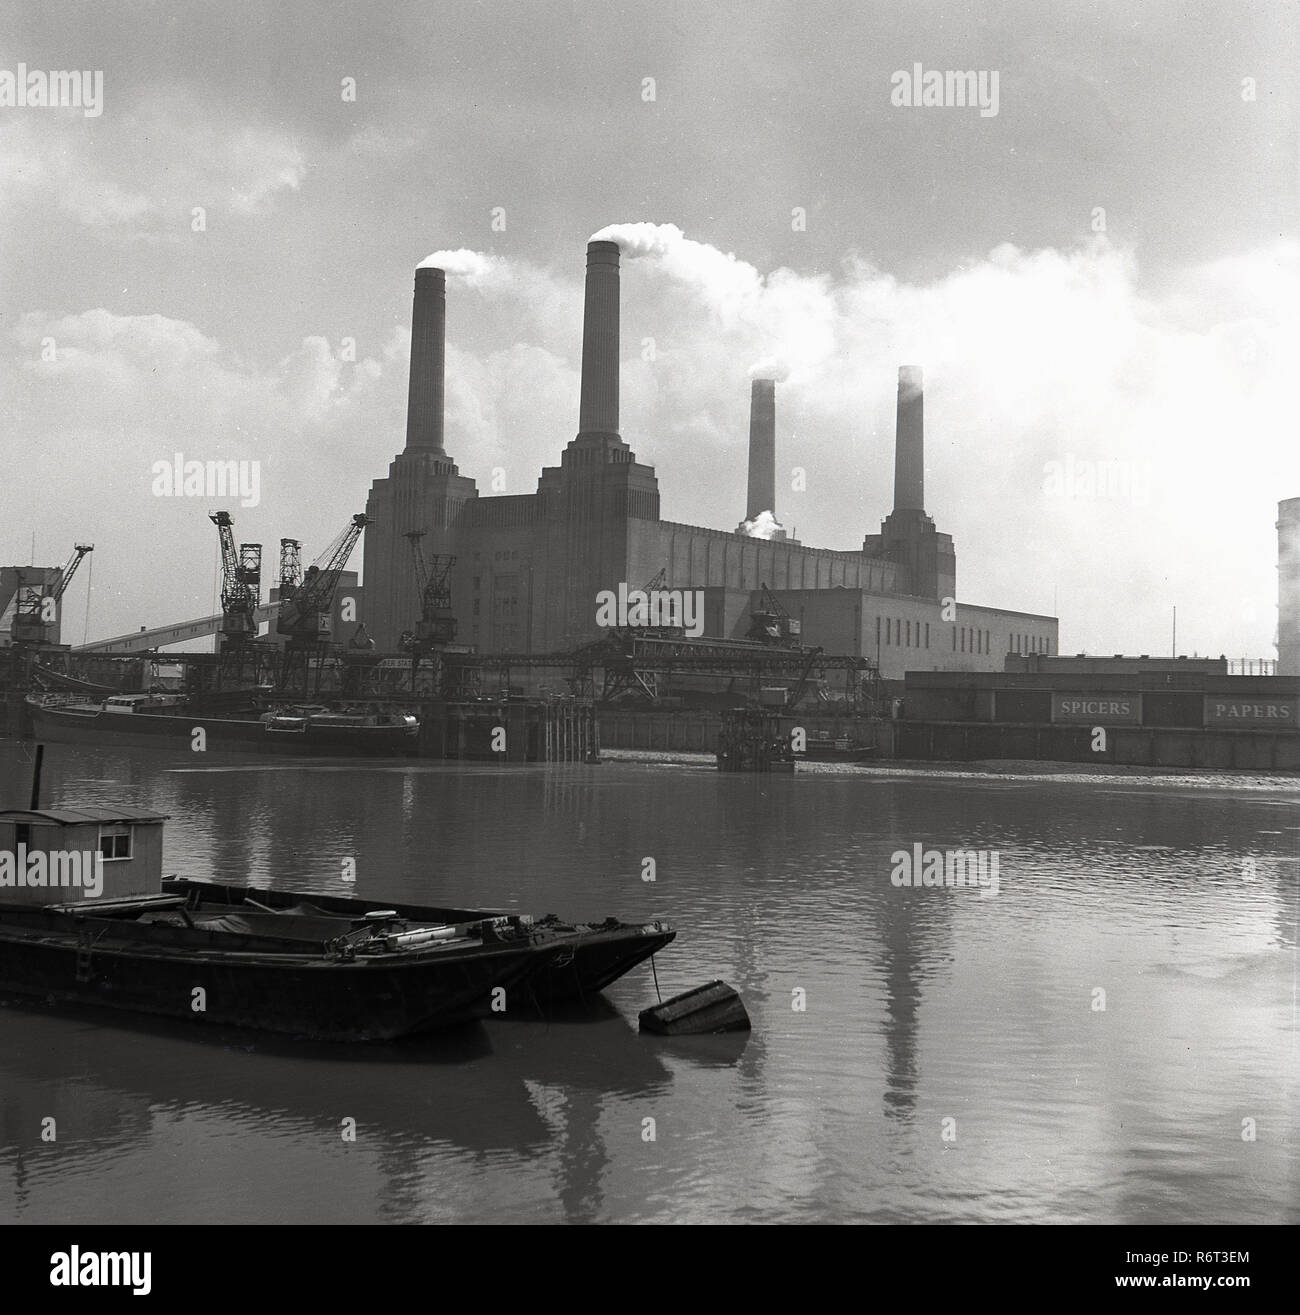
26;692;419;757
0;782;674;1041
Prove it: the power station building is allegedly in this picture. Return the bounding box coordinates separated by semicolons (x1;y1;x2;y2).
363;238;1058;679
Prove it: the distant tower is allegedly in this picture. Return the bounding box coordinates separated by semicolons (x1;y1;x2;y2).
536;239;661;649
737;378;788;539
1278;498;1300;675
363;266;478;650
862;366;956;600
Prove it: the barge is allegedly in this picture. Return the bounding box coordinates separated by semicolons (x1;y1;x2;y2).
26;692;420;757
0;756;674;1041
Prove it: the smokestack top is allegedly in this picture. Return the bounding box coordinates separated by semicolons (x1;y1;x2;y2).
577;238;621;440
405;263;447;454
899;364;923;396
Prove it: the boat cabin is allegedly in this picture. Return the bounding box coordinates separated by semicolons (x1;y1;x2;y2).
103;694;186;714
0;805;168;906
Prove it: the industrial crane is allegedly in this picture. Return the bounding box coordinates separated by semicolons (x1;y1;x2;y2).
208;512;262;647
10;543;94;647
277;538;302;602
747;582;802;646
275;514;369;645
401;531;458;651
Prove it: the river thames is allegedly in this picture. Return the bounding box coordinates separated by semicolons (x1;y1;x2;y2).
0;743;1295;1224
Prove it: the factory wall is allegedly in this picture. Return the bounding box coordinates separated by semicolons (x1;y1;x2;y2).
763;589;1056;679
902;669;1300;730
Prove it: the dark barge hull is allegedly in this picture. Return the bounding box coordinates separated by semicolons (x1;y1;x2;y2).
0;904;540;1041
27;704;419;757
160;876;676;1004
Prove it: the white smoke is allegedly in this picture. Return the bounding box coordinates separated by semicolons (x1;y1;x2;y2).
738;509;785;540
417;248;510;288
589;221;685;259
747;357;791;382
588;221;832;383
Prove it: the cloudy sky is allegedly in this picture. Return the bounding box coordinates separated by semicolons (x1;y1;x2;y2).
1;0;1296;658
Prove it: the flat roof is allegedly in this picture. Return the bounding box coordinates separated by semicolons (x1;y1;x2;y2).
0;806;169;825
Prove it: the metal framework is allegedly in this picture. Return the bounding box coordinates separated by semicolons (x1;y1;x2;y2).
275;515;369;694
209;512;262;646
441;632;881;711
402;532;457;650
10;543;94;647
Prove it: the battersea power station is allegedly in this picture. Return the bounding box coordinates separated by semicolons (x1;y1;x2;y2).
363;238;1057;678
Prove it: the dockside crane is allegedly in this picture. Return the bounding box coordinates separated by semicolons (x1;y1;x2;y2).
277;538;302;602
208;512;262;648
747;582;802;646
396;531;458;697
274;514;368;695
10;543;94;647
402;531;458;651
276;514;369;645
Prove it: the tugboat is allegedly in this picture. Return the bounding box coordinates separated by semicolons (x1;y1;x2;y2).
0;749;674;1041
716;707;796;772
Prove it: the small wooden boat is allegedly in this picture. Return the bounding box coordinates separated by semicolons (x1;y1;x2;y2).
639;980;750;1035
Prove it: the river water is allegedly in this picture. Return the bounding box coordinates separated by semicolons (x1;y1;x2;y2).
0;742;1296;1224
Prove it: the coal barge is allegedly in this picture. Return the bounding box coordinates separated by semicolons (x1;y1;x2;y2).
0;752;674;1041
26;692;420;757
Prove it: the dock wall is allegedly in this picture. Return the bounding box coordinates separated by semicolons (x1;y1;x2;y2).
893;720;1300;771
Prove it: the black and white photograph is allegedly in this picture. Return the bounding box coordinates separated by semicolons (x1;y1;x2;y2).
0;0;1295;1262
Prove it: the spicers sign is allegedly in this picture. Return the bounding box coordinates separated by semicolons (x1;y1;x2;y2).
1052;694;1141;724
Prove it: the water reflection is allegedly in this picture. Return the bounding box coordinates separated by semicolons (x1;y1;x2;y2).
0;741;1295;1223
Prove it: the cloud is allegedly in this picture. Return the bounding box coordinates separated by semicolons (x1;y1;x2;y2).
0;98;305;233
1;307;407;639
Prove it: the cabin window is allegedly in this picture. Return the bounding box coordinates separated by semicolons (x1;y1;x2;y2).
99;823;132;861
